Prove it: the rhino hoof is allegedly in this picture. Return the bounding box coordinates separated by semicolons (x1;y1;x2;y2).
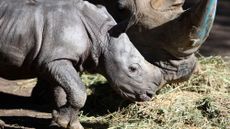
69;119;84;129
51;108;83;129
50;119;83;129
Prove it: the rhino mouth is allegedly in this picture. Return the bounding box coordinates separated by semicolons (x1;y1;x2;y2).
115;86;154;102
120;90;153;102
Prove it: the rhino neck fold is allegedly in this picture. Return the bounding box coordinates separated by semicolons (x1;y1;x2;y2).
77;1;117;66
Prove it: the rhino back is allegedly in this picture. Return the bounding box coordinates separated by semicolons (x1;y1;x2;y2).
0;0;91;79
0;0;45;68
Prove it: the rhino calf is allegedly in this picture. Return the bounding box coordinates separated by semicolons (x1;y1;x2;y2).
0;0;160;128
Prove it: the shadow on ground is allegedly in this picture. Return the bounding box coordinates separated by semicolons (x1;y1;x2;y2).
0;82;131;129
1;116;51;129
0;92;52;112
83;83;131;116
1;116;109;129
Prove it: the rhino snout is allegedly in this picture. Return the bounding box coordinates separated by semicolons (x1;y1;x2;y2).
137;91;155;101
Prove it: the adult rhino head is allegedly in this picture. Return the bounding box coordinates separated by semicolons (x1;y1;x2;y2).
118;0;217;84
119;0;217;55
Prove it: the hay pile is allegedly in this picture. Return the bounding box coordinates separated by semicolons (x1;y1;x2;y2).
80;56;230;129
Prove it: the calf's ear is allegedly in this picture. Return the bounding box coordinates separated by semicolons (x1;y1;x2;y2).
108;16;136;37
108;20;128;37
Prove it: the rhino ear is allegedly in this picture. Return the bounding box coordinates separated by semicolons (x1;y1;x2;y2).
109;20;127;37
109;0;138;37
108;16;136;37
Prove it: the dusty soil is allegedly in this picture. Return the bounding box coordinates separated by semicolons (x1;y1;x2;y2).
0;1;229;129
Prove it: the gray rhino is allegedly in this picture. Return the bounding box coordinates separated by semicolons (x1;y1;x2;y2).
0;0;160;128
87;0;217;85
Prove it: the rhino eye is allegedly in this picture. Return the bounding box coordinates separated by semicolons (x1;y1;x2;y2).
129;66;137;72
128;64;140;74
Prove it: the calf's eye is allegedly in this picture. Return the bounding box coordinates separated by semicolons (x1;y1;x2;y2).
128;64;140;74
129;66;137;72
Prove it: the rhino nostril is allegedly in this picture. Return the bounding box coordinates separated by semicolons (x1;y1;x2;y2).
137;91;155;101
146;91;154;98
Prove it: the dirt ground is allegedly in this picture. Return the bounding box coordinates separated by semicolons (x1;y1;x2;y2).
0;1;229;129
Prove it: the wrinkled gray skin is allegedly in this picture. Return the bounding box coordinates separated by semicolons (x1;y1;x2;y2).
87;0;217;85
0;0;160;128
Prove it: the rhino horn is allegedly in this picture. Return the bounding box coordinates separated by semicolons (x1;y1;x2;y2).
189;0;217;45
163;0;217;57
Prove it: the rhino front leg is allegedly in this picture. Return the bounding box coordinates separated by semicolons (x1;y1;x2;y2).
42;60;86;129
53;86;67;108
